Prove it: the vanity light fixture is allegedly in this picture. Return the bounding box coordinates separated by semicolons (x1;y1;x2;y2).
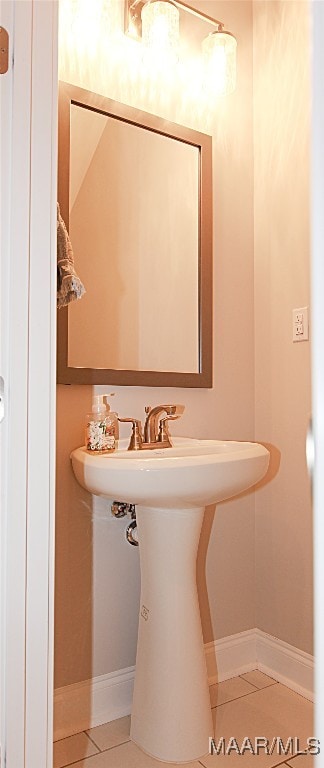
124;0;237;95
141;0;180;57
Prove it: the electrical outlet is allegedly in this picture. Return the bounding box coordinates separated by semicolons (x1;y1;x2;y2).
292;307;309;342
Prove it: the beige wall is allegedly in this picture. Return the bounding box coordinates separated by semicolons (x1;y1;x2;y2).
56;0;255;689
55;0;312;691
253;1;312;653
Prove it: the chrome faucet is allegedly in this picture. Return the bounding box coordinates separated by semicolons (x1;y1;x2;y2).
119;404;184;451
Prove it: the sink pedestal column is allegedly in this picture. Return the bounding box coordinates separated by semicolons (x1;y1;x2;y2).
130;505;213;763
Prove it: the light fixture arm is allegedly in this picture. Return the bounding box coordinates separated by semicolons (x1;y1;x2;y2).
171;0;224;31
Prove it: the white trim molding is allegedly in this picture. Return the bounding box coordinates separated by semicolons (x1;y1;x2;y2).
54;628;314;741
0;2;58;767
255;629;314;703
311;0;324;750
54;667;135;742
205;628;257;684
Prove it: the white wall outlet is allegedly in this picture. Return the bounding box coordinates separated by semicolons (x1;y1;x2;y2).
293;307;309;342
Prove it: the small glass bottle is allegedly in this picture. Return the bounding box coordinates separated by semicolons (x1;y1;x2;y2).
85;395;114;453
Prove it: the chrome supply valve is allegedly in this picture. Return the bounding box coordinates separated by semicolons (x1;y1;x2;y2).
111;501;138;545
111;501;135;518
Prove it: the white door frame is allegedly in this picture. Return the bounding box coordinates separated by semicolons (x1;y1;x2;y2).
311;0;324;758
0;2;58;766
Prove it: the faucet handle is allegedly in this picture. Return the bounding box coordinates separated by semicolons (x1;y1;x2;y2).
118;417;143;451
158;412;182;445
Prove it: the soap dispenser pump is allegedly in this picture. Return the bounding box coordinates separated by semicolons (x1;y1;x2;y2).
103;394;119;450
85;394;118;453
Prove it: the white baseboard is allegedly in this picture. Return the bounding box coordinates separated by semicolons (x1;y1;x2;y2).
54;666;135;741
205;628;257;684
54;629;314;741
255;628;314;703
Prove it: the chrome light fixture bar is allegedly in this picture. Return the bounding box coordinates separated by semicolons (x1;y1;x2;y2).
124;0;237;94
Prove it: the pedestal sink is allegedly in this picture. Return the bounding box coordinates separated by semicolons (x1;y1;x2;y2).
71;437;269;763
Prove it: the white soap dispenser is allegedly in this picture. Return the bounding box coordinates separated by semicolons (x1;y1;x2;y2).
85;395;110;453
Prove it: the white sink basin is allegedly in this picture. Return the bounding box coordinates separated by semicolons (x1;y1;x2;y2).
71;435;269;763
71;436;269;509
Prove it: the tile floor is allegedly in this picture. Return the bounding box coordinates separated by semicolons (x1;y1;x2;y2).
53;671;315;768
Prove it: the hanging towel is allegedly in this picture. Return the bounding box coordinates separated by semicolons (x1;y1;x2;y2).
57;202;85;308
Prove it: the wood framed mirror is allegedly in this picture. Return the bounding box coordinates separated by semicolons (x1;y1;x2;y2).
57;81;213;387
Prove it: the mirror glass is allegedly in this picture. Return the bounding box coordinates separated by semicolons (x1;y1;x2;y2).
69;104;199;372
57;82;213;387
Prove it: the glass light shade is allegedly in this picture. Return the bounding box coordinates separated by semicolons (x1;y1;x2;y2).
141;0;179;56
202;30;237;96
